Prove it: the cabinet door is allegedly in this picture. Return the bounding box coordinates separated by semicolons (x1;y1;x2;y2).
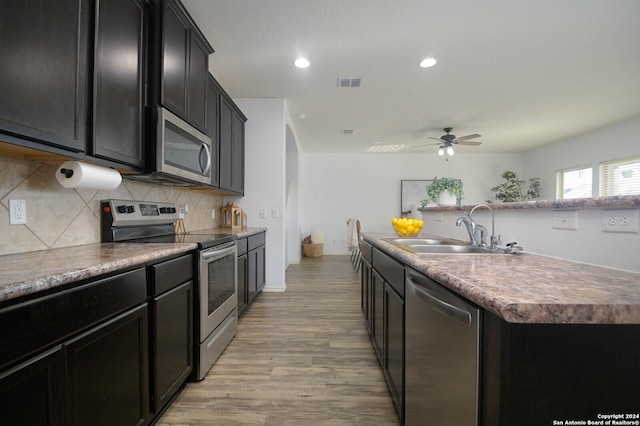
153;281;193;413
206;75;221;187
161;0;189;118
361;258;372;333
247;248;258;303
256;245;265;292
237;253;248;315
0;0;89;152
0;346;64;426
66;304;149;426
384;283;404;420
230;110;246;194
93;0;146;167
188;32;208;132
371;270;385;362
218;96;233;191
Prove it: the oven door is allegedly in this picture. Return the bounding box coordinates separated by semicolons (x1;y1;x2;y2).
199;241;237;342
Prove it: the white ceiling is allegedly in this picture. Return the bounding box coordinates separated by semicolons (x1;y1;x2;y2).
183;0;640;154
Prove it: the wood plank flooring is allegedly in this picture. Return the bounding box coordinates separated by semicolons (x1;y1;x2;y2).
156;255;399;426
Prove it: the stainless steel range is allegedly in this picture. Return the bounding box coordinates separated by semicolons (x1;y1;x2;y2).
101;199;238;381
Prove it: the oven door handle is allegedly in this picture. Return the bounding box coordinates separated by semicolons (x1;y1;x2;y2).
202;243;236;259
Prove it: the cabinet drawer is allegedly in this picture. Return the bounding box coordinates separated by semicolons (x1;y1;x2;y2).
372;248;404;297
0;268;147;370
237;237;248;255
248;232;265;251
152;254;193;295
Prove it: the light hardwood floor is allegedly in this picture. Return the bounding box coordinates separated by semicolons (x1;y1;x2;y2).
156;255;400;426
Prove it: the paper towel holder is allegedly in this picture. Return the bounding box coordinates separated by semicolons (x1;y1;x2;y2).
60;168;74;178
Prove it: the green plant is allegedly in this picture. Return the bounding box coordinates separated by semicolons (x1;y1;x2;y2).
423;177;464;205
490;170;541;202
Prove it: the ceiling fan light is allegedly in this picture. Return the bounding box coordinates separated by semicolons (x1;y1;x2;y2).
447;146;454;156
438;147;444;156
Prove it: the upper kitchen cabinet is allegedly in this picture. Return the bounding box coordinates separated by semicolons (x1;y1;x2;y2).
219;93;246;195
92;0;148;167
0;0;90;152
0;0;147;170
156;0;213;133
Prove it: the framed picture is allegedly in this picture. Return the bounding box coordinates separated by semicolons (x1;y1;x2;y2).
400;180;433;217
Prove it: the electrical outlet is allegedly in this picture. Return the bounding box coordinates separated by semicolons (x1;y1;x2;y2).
259;209;266;219
271;208;279;218
211;209;216;219
602;209;639;233
9;199;27;225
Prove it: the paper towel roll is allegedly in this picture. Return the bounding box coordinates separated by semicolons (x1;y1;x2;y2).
56;161;122;191
311;230;324;244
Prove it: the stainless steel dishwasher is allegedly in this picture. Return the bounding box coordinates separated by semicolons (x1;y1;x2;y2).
405;267;481;426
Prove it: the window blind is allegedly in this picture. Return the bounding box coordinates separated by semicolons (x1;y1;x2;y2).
599;157;640;196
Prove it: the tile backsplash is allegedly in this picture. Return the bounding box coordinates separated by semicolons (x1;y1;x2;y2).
0;154;224;255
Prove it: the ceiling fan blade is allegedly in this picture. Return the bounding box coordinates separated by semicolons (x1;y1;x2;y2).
427;136;443;142
412;142;441;148
456;141;482;146
457;133;481;141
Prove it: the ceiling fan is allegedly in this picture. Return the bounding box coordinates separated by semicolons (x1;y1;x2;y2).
416;127;482;156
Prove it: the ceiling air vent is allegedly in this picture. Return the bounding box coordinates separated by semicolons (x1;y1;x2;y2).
338;77;363;88
341;129;355;135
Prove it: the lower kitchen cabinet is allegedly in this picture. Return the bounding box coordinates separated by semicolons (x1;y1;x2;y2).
0;346;65;426
368;247;405;421
237;231;266;317
0;252;195;426
66;304;149;426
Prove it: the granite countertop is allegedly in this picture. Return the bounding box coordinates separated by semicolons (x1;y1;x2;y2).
0;227;268;305
0;243;197;304
418;194;640;211
364;233;640;325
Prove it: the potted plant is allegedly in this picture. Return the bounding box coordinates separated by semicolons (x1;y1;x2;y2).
423;177;463;206
489;170;541;202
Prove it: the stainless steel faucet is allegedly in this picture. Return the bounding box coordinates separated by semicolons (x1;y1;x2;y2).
457;204;500;249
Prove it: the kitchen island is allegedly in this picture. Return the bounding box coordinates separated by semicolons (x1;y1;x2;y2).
361;233;640;425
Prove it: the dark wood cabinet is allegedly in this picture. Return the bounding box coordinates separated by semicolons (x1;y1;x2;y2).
0;346;65;426
367;246;405;421
0;0;90;152
219;95;246;195
150;253;194;418
159;0;212;133
238;232;266;316
206;75;221;188
65;304;149;426
92;0;147;167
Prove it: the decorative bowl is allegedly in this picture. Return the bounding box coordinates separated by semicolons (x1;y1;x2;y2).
391;218;424;237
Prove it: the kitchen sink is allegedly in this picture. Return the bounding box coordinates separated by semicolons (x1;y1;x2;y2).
383;236;508;255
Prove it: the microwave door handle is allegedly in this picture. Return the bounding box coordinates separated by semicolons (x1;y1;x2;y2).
199;143;211;175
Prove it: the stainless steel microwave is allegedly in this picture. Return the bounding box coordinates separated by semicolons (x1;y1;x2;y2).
156;107;212;185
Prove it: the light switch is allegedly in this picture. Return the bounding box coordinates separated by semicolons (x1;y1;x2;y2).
552;210;577;230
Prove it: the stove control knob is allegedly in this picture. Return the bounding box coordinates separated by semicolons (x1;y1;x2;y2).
126;205;135;213
169;207;177;213
117;205;127;214
159;207;167;214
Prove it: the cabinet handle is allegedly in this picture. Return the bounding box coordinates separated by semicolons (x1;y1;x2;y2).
199;142;211;175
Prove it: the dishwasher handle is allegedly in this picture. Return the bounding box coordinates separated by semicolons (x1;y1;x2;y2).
407;272;472;327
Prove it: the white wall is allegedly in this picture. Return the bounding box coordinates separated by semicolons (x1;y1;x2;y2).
301;152;523;254
285;123;302;266
523;116;640;199
231;98;287;291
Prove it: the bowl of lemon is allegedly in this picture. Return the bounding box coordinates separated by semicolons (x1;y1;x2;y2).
391;218;424;237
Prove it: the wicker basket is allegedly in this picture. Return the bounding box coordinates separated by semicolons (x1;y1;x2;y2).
302;235;323;257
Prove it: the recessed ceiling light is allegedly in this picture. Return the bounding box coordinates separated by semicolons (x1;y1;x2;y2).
419;57;437;68
294;57;310;68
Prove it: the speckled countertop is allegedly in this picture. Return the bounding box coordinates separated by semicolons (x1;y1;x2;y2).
0;227;267;304
418;194;640;211
365;233;640;325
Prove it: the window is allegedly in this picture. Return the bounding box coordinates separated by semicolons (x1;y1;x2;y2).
600;156;640;196
557;166;592;199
